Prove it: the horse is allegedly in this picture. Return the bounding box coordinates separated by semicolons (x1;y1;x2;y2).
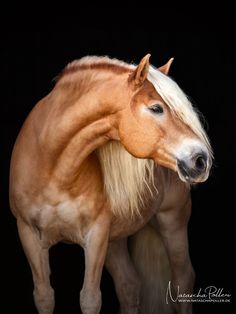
9;54;212;314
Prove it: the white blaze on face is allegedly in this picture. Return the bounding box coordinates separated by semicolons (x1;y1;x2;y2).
175;138;206;160
147;65;213;160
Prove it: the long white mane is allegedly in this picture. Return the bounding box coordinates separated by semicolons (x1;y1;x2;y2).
147;66;213;156
71;56;212;156
97;141;156;218
77;56;213;218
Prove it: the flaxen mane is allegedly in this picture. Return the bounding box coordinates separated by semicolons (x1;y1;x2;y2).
97;141;156;218
60;56;212;218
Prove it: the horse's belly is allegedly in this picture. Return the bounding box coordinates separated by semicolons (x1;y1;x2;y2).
109;217;153;240
109;196;162;240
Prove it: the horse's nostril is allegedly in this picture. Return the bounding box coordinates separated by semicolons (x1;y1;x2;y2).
177;152;209;182
195;155;207;171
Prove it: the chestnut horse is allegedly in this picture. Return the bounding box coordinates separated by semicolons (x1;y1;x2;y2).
9;54;212;314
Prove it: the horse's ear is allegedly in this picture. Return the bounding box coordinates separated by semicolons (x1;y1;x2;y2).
129;54;151;86
158;58;174;75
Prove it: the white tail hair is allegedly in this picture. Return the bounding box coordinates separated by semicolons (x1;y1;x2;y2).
97;141;156;218
129;224;176;314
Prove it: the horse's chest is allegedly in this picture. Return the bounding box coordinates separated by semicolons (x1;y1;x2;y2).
34;194;98;246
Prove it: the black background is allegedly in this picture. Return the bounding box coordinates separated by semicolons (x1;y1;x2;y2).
1;31;234;313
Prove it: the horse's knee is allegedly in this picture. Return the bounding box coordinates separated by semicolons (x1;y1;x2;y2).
80;288;102;314
173;262;195;290
33;285;54;314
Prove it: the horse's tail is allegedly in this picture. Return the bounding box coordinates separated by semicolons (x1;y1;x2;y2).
129;223;176;314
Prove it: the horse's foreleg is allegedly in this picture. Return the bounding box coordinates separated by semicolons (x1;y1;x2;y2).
17;219;54;314
156;199;194;314
80;215;110;314
105;238;140;314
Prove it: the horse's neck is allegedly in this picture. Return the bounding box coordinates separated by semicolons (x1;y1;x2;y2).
53;118;111;180
38;82;119;186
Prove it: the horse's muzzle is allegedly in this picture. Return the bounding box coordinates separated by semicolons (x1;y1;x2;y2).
177;151;210;183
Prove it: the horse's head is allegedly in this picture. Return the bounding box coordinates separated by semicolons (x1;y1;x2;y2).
118;54;212;184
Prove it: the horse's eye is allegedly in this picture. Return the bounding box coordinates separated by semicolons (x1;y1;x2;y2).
149;104;164;114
